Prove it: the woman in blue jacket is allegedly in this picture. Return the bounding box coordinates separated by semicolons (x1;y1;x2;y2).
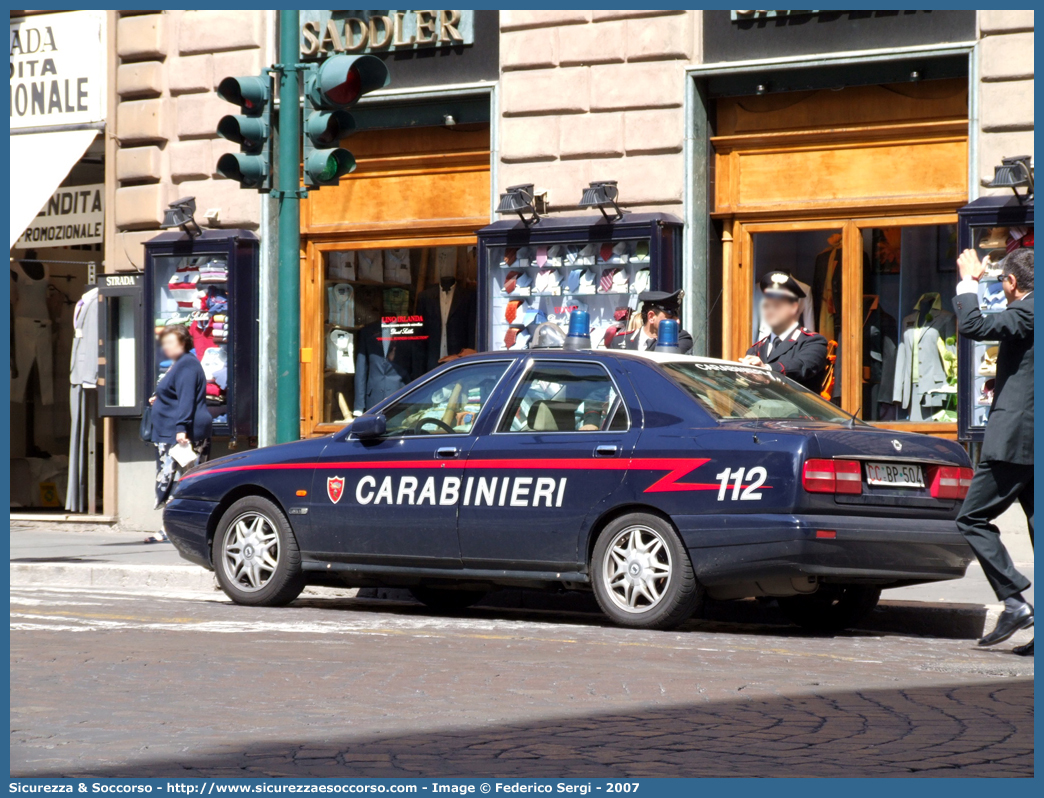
148;324;213;541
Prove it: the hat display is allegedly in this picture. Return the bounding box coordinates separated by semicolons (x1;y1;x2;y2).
758;271;806;301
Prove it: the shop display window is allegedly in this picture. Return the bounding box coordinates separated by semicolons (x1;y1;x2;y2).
749;223;961;423
320;244;477;424
487;239;653;352
150;254;231;427
860;224;959;423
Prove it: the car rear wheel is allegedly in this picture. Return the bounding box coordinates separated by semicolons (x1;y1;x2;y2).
410;587;487;611
777;584;881;632
212;496;305;607
591;513;703;630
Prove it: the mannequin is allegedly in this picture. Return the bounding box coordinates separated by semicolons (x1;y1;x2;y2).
11;253;55;407
416;258;477;373
892;292;956;421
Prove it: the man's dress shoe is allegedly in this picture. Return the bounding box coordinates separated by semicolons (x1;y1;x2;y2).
1012;639;1034;656
979;604;1033;646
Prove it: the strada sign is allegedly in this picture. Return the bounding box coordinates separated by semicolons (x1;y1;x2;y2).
10;10;106;130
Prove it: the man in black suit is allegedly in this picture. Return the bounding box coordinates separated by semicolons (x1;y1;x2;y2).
609;290;694;354
742;271;828;392
954;247;1034;655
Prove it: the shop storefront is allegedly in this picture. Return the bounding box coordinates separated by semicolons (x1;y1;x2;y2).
10;10;109;514
297;10;498;437
692;10;982;438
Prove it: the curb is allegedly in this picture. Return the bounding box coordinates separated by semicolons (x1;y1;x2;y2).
12;562;1000;639
10;562;217;591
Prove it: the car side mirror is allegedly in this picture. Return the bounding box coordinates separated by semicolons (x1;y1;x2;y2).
351;413;386;439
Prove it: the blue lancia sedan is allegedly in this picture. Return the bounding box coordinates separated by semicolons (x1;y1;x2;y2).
164;350;974;631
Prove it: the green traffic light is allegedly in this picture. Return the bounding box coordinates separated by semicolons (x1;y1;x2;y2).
304;148;356;186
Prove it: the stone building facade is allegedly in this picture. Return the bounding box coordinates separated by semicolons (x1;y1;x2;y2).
110;10;271;272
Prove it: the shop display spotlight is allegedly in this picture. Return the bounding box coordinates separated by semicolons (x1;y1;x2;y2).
986;155;1033;201
495;183;545;224
160;196;203;237
579;180;624;220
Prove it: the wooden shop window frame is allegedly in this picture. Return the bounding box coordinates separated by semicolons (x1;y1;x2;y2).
724;212;959;439
301;225;481;438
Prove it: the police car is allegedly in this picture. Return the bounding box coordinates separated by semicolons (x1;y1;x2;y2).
164;346;975;632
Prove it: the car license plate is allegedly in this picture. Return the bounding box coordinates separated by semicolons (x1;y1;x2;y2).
865;462;924;488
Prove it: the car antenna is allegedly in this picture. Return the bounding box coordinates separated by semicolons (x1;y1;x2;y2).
845;405;862;428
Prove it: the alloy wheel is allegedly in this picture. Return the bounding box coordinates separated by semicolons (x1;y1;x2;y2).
221;512;280;593
602;525;673;613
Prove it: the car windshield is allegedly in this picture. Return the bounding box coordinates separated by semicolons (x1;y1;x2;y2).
660;361;854;422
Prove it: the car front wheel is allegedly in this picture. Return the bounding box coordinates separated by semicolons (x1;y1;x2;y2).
591;513;703;630
212;496;305;607
777;585;881;632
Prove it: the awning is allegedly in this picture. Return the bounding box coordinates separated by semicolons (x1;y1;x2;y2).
10;128;99;249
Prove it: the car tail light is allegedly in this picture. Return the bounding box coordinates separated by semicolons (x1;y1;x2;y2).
930;466;974;500
802;459;862;495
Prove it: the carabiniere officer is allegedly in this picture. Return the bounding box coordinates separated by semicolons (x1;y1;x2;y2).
610;290;694;354
741;271;829;392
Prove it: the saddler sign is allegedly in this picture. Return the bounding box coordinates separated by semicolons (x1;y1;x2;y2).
301;10;475;57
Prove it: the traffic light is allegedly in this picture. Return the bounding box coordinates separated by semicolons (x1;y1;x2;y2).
215;74;272;191
302;55;390;188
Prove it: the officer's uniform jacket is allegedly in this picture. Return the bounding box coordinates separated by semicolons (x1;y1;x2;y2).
747;327;828;392
953;290;1034;464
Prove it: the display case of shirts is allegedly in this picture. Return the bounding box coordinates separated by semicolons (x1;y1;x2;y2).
143;229;259;443
475;213;682;352
956;195;1034;443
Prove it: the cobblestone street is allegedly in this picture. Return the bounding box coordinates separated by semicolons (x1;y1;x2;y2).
10;583;1033;778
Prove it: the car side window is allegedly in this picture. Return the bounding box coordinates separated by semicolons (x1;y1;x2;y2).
498;362;628;433
381;362;509;437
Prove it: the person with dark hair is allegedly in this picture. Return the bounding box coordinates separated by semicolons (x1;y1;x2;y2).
147;324;213;542
609;290;693;353
953;246;1034;655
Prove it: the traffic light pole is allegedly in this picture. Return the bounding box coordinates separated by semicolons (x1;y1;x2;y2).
274;9;301;443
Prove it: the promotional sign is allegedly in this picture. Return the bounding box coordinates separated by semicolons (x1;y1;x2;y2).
16;182;104;247
10;10;107;129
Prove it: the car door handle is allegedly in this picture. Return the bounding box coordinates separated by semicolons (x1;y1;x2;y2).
594;444;618;457
435;447;460;459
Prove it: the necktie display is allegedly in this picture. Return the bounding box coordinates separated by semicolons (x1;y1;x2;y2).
599;268;618;292
503;271;521;293
502;248;517;267
564;269;582;293
535;246;547;267
600;243;614;263
504;327;519;348
505;299;522;324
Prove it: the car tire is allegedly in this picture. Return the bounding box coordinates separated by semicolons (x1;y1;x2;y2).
410;587;487;611
212;496;305;607
777;585;881;632
591;513;703;630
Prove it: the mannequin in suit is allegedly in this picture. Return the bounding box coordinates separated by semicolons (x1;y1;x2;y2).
416;275;477;373
353;320;422;414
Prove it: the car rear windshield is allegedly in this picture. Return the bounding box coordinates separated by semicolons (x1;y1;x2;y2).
660;362;853;422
